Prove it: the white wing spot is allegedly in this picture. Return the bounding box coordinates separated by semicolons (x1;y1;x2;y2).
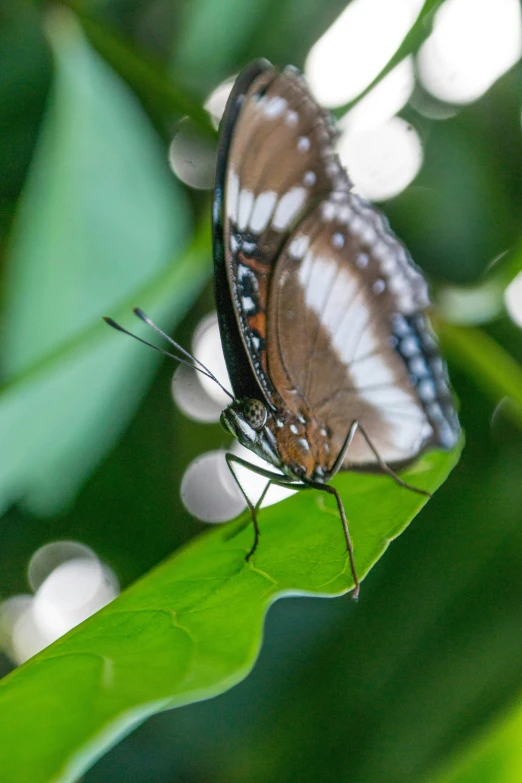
321;201;336;221
332;232;345;249
297;136;310;152
399;295;415;313
299;256;338;316
272;187;307;231
373;241;388;260
238;264;252;281
249;191;277;233
409;356;429;377
381;258;398;275
350;216;364;235
241;295;255;312
356;253;369;269
226;170;239;221
373;279;386;295
288;234;310;260
361;225;377;244
418;379;436;402
428;402;444;422
327;161;340;177
237;189;254;231
285;110;299;126
303;171;316;186
339;206;352;223
264;96;287;118
389;276;406;294
400;336;419;357
393;314;410;336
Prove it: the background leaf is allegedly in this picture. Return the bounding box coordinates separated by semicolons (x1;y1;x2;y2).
429;699;522;783
0;10;195;515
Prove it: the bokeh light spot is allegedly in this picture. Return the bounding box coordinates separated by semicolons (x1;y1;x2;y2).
306;0;424;107
32;558;118;639
505;271;522;327
340;59;415;135
192;312;232;407
181;450;246;522
171;363;224;423
338;116;423;201
28;540;97;593
205;78;235;127
169;118;216;190
0;543;118;665
418;0;522;104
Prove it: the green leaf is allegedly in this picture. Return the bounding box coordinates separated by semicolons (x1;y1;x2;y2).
75;12;217;141
0;10;193;515
429;700;522;783
0;444;461;783
0;223;210;518
170;0;271;91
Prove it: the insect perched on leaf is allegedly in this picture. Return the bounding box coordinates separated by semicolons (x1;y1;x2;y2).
105;59;460;599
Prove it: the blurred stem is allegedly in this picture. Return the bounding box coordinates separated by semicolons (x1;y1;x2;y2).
57;2;217;140
436;319;522;431
0;220;211;397
332;0;444;118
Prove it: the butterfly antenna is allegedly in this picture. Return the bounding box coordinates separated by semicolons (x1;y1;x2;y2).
132;308;233;400
103;314;234;401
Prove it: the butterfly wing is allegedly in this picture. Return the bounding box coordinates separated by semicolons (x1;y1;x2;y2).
213;60;459;469
266;193;460;467
213;60;349;406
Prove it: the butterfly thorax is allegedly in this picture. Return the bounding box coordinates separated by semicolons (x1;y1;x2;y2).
266;411;332;483
220;398;331;483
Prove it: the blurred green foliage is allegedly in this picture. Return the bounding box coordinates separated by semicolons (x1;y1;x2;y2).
1;0;522;782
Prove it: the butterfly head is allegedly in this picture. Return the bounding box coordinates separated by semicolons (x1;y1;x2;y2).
220;398;268;445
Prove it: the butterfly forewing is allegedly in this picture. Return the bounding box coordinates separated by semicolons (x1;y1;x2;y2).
220;63;349;406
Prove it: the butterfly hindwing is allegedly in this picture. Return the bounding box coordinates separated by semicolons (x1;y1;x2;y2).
266;191;460;467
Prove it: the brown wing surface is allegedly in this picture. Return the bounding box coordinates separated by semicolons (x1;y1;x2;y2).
266;192;459;467
221;64;350;406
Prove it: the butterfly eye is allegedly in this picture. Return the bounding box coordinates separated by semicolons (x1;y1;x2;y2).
242;399;268;430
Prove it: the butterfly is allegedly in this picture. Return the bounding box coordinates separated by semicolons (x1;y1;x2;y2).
106;59;460;599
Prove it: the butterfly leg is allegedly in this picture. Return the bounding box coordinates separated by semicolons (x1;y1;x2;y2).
306;479;360;600
225;453;303;560
326;420;359;480
356;422;432;498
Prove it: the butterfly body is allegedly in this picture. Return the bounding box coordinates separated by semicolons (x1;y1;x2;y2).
221;397;332;482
